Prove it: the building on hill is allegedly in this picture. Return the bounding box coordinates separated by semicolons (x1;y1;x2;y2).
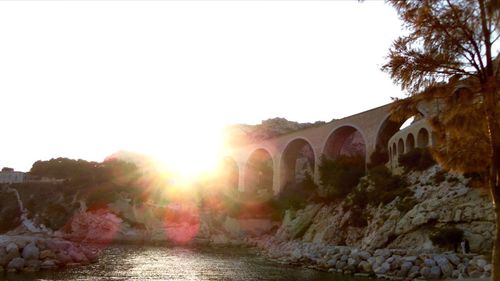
0;167;26;183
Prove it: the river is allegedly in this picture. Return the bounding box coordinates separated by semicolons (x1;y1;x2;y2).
2;245;372;281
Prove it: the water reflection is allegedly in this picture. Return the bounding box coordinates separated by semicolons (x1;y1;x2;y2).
4;245;371;281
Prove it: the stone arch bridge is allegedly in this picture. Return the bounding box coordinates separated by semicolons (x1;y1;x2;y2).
223;102;435;195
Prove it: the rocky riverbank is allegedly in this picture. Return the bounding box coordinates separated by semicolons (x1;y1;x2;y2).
250;237;491;280
0;235;99;274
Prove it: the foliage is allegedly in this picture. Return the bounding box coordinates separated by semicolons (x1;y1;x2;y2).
42;202;71;230
369;165;408;191
0;206;21;233
0;190;22;232
382;0;499;271
318;155;365;200
368;149;389;169
382;0;499;94
398;148;437;172
30;157;140;186
430;227;464;249
347;165;411;209
28;158;143;211
274;172;319;212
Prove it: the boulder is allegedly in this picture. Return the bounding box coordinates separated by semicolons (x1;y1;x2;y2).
484;264;492;272
40;250;56;260
374;248;391;258
5;243;20;262
358;251;371;260
402;255;417;262
347;257;360;267
22;242;40;260
374;262;390;274
335;261;347;270
40;259;57;270
429;265;441;279
408;265;420;279
476;258;488;268
7;257;25;271
358;260;372;273
0;246;8;266
25;259;41;271
68;247;88;264
56;252;72;264
399;261;413;277
445;253;460;266
374;256;385;265
80;247;99;263
326;258;337;268
424;258;436;267
46;240;72;252
420;266;431;279
434;255;452;277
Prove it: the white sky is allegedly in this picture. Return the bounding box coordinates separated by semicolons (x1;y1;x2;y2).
0;1;405;173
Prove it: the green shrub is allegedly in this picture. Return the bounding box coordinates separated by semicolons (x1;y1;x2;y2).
368;149;389;168
0;206;21;232
398;148;436;172
318;155;365;200
430;227;463;249
347;165;412;209
42;202;71;230
368;165;407;191
270;172;319;219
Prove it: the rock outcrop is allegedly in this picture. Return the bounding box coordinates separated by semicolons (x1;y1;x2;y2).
0;235;98;273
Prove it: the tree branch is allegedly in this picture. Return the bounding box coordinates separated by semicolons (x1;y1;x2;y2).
445;0;486;73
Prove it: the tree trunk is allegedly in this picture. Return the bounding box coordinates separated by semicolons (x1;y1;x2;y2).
494;199;500;280
484;75;500;280
489;130;500;280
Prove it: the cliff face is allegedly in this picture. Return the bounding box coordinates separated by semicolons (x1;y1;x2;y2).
272;166;493;254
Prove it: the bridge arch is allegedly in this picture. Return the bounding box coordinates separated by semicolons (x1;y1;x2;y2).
374;111;425;165
322;125;367;162
243;148;274;195
280;138;316;191
417;128;430;148
398;138;405;154
406;133;415;152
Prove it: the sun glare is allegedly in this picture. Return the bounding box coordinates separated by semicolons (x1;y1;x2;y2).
148;123;227;186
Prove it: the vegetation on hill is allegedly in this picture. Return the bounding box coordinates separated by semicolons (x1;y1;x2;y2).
225;117;326;146
318;155;365;200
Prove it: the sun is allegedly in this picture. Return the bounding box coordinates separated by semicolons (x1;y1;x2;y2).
148;123;227;186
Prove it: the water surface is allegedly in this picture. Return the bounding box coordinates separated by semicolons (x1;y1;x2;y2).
3;245;371;281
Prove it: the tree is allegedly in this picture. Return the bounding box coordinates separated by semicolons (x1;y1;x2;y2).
381;0;500;276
